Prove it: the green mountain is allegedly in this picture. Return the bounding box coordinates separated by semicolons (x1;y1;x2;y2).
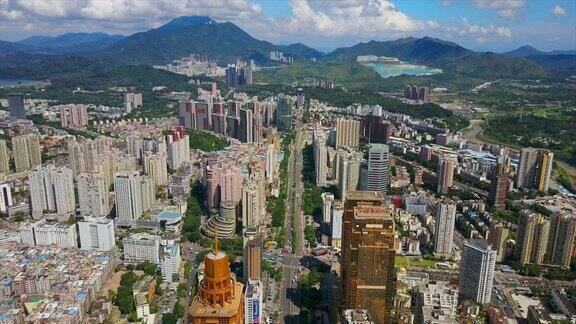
98;16;319;65
324;37;474;64
322;37;547;79
278;43;324;60
18;32;125;48
503;45;546;57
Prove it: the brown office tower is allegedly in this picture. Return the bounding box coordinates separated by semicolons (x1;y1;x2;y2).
437;154;456;195
243;228;261;281
189;240;244;324
341;191;395;324
488;163;510;208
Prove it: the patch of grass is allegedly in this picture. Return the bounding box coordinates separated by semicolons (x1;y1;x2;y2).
395;256;437;268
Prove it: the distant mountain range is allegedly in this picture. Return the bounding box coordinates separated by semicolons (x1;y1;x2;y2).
1;16;574;79
503;45;576;57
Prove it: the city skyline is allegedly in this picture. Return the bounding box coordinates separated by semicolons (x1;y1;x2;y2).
0;0;574;51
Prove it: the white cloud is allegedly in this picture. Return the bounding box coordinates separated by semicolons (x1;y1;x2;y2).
265;0;437;38
473;0;526;19
442;18;511;43
551;5;567;17
0;0;262;35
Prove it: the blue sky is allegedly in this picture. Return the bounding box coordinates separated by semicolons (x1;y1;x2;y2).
0;0;574;51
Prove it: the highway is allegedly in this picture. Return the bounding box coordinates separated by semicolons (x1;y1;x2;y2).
281;123;307;323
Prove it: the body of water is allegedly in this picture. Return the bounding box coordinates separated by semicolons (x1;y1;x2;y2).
362;61;442;78
0;79;49;88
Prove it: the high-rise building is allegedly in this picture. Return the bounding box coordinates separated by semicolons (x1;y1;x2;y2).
242;181;263;229
244;279;263;324
546;212;576;269
265;144;276;185
12;134;41;172
29;165;76;219
516;148;554;191
437;154;456;194
8;94;26;119
0;140;10;174
459;239;496;304
432;198;456;257
140;175;156;213
203;201;237;239
341;191;395;324
143;153;168;187
331;200;343;249
360;144;390;196
166;127;190;171
189;240;244;323
77;172;110;217
361;114;391;144
515;211;550;265
336;118;360;148
124;92;143;113
60;104;88;128
487;222;509;262
78;217;116;251
275;94;294;131
322;192;334;225
239;108;254;143
20;219;77;248
114;171;143;221
0;182;13;213
161;240;181;283
313;129;328;186
488;162;510;208
336;148;362;202
243;229;261;281
248;102;263;143
123;233;161;264
535;150;554;192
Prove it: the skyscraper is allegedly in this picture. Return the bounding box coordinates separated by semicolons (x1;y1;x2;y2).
12;134;42;172
488;162;510;208
313;129;328;186
78;217;116;251
437;154;456;194
166;127;190;171
77;172;110;217
143;153;168;187
515;211;550;265
239;108;254;143
243;229;261;281
433;198;456;257
8;94;26;119
336;148;362;202
516;148;554;191
29;165;76;219
189;240;244;323
336;118;360;148
487;222;509;262
341;191;395;324
322;192;334;224
360;144;390;196
0;140;10;174
114;171;143;221
140;175;156;212
546;212;576;269
459;239;496;304
0;182;13;213
244;279;263;324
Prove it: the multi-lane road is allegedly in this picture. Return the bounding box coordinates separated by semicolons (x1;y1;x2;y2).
281;124;307;323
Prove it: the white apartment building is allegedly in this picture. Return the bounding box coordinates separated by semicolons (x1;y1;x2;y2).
29;165;76;219
114;171;143;221
78;217;116;251
123;233;161;264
